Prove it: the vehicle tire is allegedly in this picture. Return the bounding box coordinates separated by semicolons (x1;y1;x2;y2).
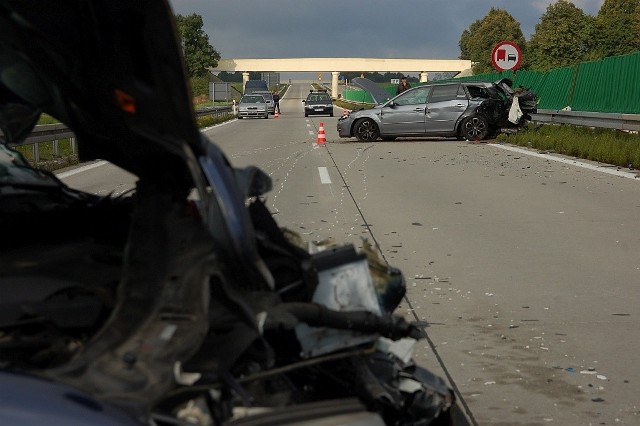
354;118;380;142
330;112;334;117
238;116;243;119
304;113;308;117
460;115;489;141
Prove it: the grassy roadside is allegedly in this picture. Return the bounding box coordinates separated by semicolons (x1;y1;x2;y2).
496;124;640;169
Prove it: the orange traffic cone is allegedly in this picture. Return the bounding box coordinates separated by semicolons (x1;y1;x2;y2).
317;122;326;145
274;109;279;118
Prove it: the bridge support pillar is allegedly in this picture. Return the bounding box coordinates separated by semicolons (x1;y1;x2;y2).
420;72;428;82
331;72;340;99
242;72;250;89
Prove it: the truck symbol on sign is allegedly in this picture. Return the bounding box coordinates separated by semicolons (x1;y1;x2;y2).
496;49;517;62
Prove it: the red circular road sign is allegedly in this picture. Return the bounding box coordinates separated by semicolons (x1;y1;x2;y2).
491;41;522;71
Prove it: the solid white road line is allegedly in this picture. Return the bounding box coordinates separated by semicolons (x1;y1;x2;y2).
489;143;639;180
55;160;108;179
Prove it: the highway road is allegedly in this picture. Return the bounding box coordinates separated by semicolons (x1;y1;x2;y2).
59;83;640;425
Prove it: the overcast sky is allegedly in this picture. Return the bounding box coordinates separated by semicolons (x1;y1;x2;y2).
168;0;604;78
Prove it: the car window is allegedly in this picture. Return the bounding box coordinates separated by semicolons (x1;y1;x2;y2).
429;84;461;103
457;85;468;99
242;96;265;103
394;86;431;106
466;85;499;100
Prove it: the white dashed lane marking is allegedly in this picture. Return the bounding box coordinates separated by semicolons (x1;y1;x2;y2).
318;166;331;184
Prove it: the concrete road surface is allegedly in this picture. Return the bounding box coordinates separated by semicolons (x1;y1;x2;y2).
61;83;640;425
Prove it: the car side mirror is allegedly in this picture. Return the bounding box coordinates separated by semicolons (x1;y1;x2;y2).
386;101;396;108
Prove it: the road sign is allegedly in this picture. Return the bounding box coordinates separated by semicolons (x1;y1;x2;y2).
491;41;522;71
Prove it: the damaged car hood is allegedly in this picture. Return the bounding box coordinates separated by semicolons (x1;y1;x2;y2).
0;0;201;188
351;77;393;105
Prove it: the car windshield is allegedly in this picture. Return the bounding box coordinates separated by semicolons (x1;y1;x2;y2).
308;94;330;102
242;96;265;103
393;86;430;106
466;84;504;100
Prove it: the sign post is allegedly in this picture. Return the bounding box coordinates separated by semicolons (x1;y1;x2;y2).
491;41;522;71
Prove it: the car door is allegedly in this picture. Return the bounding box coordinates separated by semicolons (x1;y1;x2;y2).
380;86;431;135
424;84;469;134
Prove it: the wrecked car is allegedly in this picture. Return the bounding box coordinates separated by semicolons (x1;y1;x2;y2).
0;1;466;425
337;77;537;142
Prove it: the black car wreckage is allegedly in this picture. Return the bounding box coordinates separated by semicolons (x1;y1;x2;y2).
0;1;468;425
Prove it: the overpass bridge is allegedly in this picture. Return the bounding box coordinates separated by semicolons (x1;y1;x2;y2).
212;58;472;98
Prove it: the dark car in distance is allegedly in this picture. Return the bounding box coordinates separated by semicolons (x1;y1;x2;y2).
254;90;275;114
337;79;537;142
303;90;334;117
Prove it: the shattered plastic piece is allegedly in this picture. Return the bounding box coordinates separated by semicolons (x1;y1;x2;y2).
591;397;605;402
580;370;597;375
597;375;607;380
398;378;423;394
375;337;417;365
296;245;382;357
565;367;575;372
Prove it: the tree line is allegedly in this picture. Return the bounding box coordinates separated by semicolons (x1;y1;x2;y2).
461;0;640;74
175;0;640;82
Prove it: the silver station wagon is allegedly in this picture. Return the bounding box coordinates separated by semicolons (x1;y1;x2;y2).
238;94;269;119
337;78;537;142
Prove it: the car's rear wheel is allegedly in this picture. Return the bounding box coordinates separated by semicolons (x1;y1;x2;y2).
460;115;489;141
354;118;380;142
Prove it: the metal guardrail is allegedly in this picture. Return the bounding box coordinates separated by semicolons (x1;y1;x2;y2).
20;106;233;145
27;123;75;144
531;109;640;132
0;106;234;164
8;106;235;162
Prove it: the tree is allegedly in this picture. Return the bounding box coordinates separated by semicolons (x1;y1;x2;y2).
593;0;640;58
459;8;526;74
174;13;220;77
217;71;243;82
527;0;593;71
